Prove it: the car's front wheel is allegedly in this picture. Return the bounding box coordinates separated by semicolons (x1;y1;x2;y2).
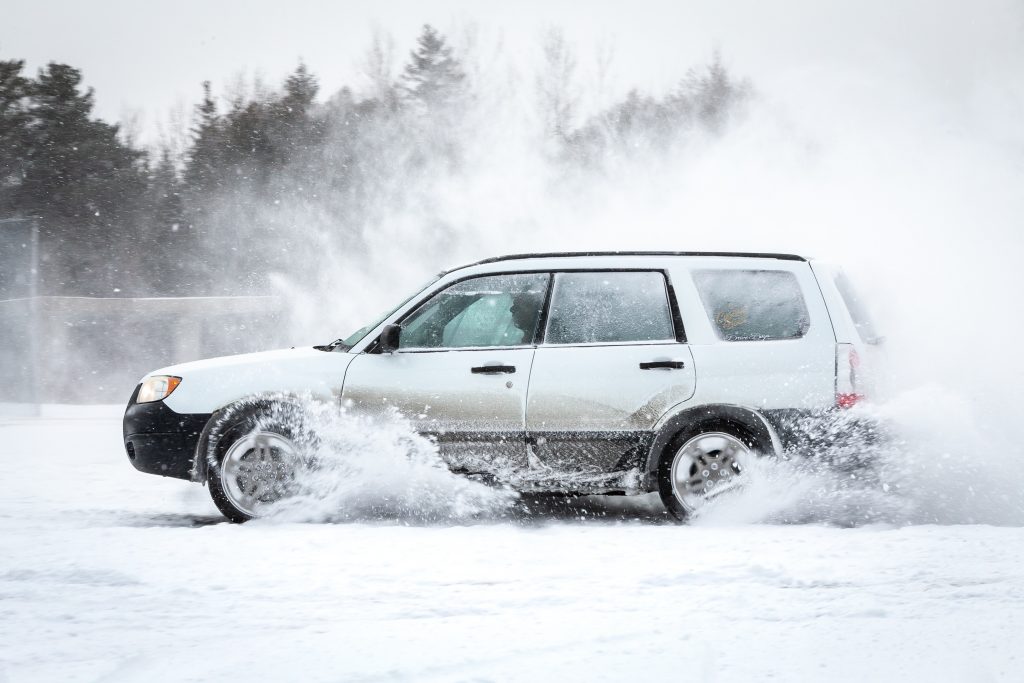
657;423;758;522
206;402;313;523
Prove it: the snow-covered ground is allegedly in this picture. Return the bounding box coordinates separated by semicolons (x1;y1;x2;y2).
2;406;1023;682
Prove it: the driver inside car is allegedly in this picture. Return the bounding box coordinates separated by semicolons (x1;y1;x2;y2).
507;292;542;345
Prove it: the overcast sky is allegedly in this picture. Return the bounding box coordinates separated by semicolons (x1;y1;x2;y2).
3;0;1022;142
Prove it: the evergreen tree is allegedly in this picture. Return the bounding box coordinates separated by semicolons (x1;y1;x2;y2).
281;62;318;116
0;39;755;298
149;148;183;226
679;51;751;133
271;62;323;166
223;96;274;184
0;60;31;215
141;146;190;293
398;25;465;110
184;81;224;194
18;63;146;294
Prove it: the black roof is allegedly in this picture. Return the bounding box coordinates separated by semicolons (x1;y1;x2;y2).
462;251;806;269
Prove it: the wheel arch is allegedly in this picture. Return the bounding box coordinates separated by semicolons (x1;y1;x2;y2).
188;391;322;483
641;403;783;491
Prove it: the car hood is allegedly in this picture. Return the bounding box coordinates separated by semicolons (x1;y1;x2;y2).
142;346;356;414
143;346;332;380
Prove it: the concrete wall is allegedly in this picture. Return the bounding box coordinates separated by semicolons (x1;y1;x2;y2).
0;296;289;405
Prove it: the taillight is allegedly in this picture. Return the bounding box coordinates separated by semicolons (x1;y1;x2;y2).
836;343;863;409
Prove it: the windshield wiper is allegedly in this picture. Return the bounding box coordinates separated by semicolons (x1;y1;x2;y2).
313;338;349;352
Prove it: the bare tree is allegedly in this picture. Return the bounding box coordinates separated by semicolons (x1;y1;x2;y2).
118;106;143;149
536;27;579;142
155;100;190;171
360;26;397;107
593;34;617;111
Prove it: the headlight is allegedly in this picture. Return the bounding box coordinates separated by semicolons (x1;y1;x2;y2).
136;375;182;403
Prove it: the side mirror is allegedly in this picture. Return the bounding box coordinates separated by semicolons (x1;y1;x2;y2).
378;324;401;353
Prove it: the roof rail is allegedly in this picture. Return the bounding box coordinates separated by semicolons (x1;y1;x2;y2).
452;250;806;271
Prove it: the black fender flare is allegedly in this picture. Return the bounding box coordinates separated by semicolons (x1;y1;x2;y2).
640;403;783;491
188;392;324;483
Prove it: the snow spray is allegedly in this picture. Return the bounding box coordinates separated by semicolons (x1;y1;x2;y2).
224;20;1024;526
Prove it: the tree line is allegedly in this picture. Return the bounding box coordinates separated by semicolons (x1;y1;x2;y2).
0;25;751;297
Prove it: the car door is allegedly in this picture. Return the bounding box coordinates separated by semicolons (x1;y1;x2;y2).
341;272;550;477
681;263;836;410
525;270;695;476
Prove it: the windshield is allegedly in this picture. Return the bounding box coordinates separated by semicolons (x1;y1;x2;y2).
329;275;441;351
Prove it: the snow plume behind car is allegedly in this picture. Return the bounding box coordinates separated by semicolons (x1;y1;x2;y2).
206;394;517;524
692;387;1024;527
251;29;1019;527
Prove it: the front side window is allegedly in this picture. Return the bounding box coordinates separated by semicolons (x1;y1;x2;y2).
693;269;810;341
544;271;676;345
399;273;549;349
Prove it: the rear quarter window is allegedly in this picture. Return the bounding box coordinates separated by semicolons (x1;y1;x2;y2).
834;272;881;344
693;269;810;341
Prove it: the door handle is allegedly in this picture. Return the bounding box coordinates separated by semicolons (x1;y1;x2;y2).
471;364;516;374
640;360;685;370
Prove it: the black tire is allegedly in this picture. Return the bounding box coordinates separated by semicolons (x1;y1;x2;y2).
206;400;315;523
656;420;761;522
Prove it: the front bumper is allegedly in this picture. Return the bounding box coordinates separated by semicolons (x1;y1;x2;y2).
123;384;211;481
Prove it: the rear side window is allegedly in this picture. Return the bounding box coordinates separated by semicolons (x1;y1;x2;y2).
544;271;675;345
693;269;810;341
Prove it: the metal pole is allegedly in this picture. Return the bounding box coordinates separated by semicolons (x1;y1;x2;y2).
28;218;40;412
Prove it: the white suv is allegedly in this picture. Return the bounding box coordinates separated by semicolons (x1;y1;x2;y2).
123;252;881;522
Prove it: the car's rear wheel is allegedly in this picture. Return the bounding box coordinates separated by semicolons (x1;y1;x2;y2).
657;423;758;522
206;403;313;523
